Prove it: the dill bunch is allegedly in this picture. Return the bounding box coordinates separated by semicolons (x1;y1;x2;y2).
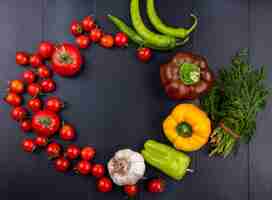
201;49;270;157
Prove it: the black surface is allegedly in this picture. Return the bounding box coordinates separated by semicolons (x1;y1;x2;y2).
0;0;271;200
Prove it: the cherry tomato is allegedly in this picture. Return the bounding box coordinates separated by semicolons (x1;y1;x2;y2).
38;41;54;59
137;48;152;62
114;32;128;47
89;28;103;42
22;70;36;84
34;136;48;147
75;35;91;49
10;107;27;121
52;43;82;77
27;83;42;97
70;21;83;36
82;16;95;32
75;160;92;175
100;35;114;48
9;80;24;94
20;120;32;132
91;164;105;178
29;54;43;68
81;146;96;161
54;157;70;172
59;123;76;141
32;110;61;137
46;142;62;159
37;65;51;79
44;96;63;113
4;92;22;107
22;138;36;153
40;79;56;93
124;185;139;197
27;98;42;112
65;144;80;160
97;177;113;193
16;51;29;66
147;178;165;193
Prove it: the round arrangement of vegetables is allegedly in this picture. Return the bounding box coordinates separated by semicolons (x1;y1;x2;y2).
4;0;270;197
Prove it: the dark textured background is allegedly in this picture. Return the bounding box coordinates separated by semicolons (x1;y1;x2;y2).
0;0;271;199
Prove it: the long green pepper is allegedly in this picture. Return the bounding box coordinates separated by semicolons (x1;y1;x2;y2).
141;140;191;181
107;14;189;51
146;0;198;39
130;0;179;49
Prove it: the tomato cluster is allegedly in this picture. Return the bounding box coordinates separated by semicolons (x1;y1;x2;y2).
70;15;152;62
7;15;162;197
8;40;111;194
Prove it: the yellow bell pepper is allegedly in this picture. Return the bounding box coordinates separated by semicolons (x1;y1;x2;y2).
163;104;211;152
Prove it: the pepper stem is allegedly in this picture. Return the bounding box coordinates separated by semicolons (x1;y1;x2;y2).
176;36;190;46
179;62;200;85
186;14;198;35
176;122;192;137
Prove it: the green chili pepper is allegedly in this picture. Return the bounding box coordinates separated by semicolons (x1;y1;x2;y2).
146;0;198;39
130;0;183;49
107;14;190;51
108;14;144;45
141;140;191;181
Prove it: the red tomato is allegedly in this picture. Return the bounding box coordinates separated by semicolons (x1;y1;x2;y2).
82;16;95;32
75;35;91;49
22;139;36;152
52;43;82;77
32;110;61;137
124;185;139;197
46;142;62;159
100;35;114;48
97;177;113;193
89;28;103;42
4;92;22;107
81;146;96;161
11;107;27;121
44;96;63;113
115;32;128;47
91;164;105;178
38;41;54;59
27;83;42;97
40;79;56;93
137;48;152;62
147;178;165;193
55;157;70;172
29;54;43;68
16;51;29;66
75;160;92;175
34;136;48;147
59;124;76;141
22;70;36;84
9;80;24;94
27;98;42;112
20;120;32;132
65;144;80;160
70;21;83;36
37;65;51;79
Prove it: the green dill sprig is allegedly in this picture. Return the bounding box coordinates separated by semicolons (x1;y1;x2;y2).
201;49;270;157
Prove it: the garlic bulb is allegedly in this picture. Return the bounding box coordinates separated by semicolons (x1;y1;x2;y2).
107;149;145;186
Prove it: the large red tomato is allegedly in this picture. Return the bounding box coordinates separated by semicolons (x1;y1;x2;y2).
51;43;82;77
32;110;61;137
